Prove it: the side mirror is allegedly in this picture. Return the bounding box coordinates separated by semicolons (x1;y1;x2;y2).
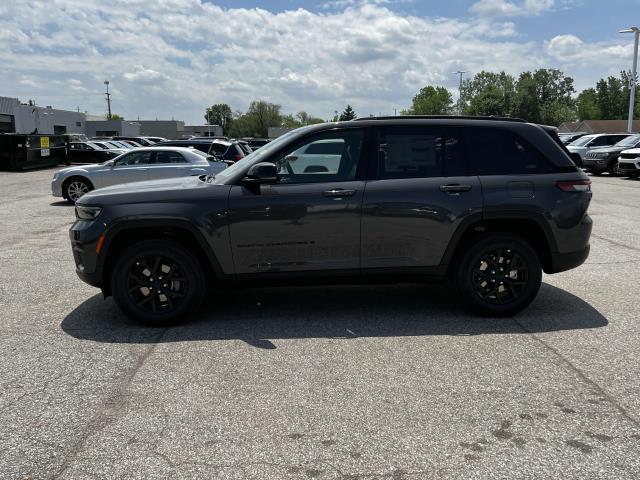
243;162;278;184
105;160;115;168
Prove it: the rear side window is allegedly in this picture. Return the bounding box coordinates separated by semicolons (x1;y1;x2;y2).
465;128;552;175
153;151;187;164
209;144;228;156
377;127;469;179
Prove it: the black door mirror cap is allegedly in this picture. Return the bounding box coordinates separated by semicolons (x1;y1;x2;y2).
243;162;279;184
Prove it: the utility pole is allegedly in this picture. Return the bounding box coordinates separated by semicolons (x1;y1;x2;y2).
104;80;112;120
453;71;467;115
620;27;640;133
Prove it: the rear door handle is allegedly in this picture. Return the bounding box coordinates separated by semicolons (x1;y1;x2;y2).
323;188;357;197
440;184;472;193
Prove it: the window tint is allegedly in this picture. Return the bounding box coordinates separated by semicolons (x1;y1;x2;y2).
115;151;153;166
275;129;364;184
376;127;468;179
590;136;609;147
153;151;187;164
466;128;551;175
210;144;228;156
379;131;441;179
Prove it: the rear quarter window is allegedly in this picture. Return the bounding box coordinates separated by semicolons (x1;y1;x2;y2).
465;127;553;175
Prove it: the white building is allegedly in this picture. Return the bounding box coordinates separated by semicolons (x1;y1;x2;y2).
0;96;86;135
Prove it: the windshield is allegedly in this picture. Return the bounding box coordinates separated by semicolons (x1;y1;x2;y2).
213;125;317;183
570;135;595;147
615;135;640;147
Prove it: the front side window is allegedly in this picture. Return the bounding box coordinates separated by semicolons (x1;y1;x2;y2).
274;129;364;184
114;151;153;166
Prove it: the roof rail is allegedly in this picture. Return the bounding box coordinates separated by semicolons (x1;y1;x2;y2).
354;115;527;123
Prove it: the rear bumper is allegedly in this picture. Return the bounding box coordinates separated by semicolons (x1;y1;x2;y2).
548;245;590;274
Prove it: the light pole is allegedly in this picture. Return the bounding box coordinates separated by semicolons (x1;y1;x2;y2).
453;71;467;115
104;81;112;121
620;27;640;133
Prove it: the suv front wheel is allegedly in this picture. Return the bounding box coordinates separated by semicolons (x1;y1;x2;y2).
455;234;542;316
111;240;206;325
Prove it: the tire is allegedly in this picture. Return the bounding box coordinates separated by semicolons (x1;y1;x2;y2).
64;177;93;204
111;240;206;326
572;154;583;167
455;234;542;317
607;162;620;176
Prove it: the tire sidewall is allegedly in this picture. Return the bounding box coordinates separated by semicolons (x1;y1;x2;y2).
64;178;92;204
111;240;205;326
456;235;542;316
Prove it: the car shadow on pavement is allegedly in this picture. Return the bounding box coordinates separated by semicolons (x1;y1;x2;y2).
50;201;72;207
61;282;608;349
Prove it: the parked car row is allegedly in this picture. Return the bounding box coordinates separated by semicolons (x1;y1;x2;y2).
52;146;228;203
560;132;640;177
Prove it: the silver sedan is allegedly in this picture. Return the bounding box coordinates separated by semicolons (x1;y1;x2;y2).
52;147;227;203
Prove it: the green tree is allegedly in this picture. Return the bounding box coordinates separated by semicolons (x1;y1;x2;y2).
227;101;282;138
204;103;233;133
461;71;515;116
576;88;600;120
338;105;357;121
405;86;453;115
513;69;576;125
110;113;124;120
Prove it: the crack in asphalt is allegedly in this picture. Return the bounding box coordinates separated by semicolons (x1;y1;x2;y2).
590;233;640;254
49;328;167;480
513;318;640;429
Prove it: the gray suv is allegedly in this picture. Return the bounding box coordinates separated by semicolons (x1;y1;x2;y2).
69;117;592;324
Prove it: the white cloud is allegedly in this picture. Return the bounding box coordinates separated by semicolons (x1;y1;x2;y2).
0;1;633;121
470;0;554;17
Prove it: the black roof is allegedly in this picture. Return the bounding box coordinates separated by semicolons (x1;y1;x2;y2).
354;115;526;123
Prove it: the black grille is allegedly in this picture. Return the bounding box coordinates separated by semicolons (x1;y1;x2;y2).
618;162;637;170
620;153;638;159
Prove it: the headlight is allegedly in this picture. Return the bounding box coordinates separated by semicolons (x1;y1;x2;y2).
596;152;609;158
75;205;102;220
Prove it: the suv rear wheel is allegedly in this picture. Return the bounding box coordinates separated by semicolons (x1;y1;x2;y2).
111;240;206;326
455;234;542;316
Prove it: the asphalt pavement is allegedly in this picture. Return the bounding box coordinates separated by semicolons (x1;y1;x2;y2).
0;167;639;479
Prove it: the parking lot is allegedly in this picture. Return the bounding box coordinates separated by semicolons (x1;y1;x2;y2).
0;167;639;479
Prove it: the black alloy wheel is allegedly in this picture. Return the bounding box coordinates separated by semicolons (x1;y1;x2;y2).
126;255;189;314
111;240;205;325
471;248;528;305
456;234;542;316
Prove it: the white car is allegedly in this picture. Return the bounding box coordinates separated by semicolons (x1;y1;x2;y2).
52;147;227;203
567;133;631;164
617;148;640;178
279;138;345;176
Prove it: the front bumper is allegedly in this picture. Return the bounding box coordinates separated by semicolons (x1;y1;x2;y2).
582;158;611;173
618;160;640;175
69;218;106;288
51;179;63;197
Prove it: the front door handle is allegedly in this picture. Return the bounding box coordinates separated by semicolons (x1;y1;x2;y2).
323;188;357;198
440;184;472;193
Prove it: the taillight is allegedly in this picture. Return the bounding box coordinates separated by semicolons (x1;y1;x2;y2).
234;154;243;161
556;179;591;192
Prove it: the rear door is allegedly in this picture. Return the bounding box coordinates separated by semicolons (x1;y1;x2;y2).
361;125;483;270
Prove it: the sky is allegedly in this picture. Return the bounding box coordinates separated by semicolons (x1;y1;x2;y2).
1;0;639;123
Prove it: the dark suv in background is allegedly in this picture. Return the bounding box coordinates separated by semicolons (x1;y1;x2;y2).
156;139;247;162
582;134;640;175
69;116;592;325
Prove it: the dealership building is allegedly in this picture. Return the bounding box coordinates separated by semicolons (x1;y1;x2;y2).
1;95;222;139
0;96;139;137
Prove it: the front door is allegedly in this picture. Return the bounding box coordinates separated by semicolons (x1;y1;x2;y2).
228;128;368;274
361;126;483;270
